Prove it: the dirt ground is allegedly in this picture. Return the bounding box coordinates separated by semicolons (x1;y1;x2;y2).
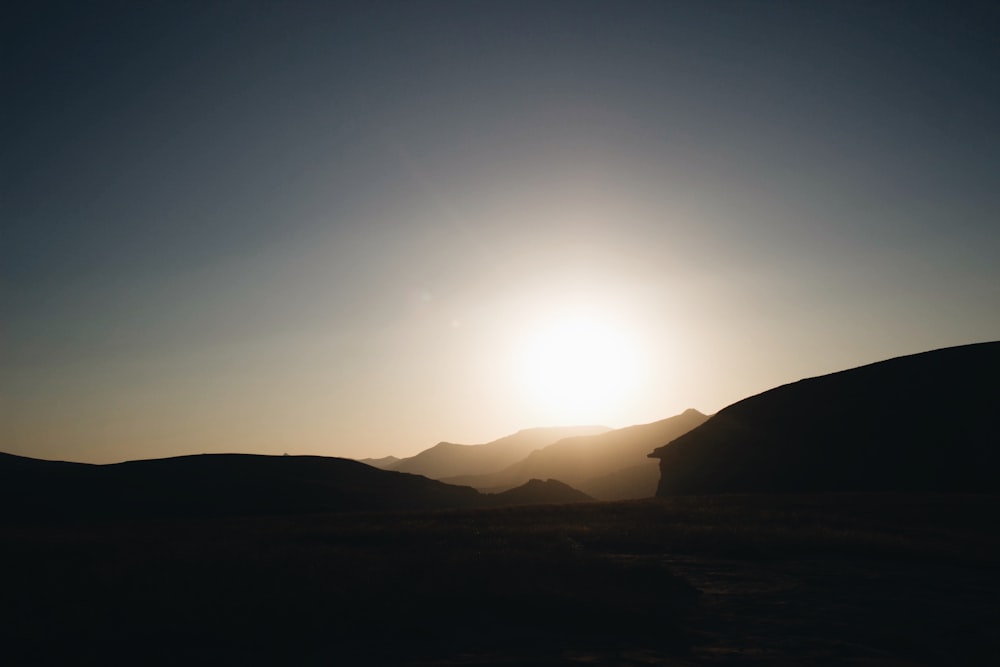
4;495;998;666
403;554;999;666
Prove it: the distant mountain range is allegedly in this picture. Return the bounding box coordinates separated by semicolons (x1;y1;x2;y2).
0;452;593;521
13;342;986;518
372;425;611;478
651;341;1000;495
358;455;400;468
443;410;709;499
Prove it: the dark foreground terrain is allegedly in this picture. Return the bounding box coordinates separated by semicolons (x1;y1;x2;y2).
4;494;998;666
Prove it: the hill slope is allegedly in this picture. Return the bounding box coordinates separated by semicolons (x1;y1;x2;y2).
651;342;1000;494
445;409;709;499
0;452;599;519
386;425;610;478
0;452;487;519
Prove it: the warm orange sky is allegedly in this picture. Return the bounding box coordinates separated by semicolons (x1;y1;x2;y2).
4;2;999;463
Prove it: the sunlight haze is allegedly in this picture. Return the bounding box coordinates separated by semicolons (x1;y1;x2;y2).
3;1;998;463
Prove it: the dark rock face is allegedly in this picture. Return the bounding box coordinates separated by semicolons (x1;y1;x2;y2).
650;342;1000;495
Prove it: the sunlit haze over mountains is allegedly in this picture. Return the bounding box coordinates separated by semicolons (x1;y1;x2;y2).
4;1;998;464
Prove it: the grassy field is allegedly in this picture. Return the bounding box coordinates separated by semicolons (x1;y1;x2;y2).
4;494;998;665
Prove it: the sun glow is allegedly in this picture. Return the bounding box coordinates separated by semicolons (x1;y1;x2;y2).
515;314;642;423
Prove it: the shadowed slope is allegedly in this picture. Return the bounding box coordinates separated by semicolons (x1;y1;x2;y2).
0;452;599;519
386;425;610;478
0;453;484;519
445;410;708;499
651;341;1000;494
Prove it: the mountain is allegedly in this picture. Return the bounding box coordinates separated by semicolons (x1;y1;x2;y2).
650;341;1000;495
485;479;594;506
384;425;611;479
0;451;600;520
443;409;709;499
0;452;487;520
358;455;400;469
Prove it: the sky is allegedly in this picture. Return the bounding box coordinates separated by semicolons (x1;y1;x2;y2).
3;1;999;464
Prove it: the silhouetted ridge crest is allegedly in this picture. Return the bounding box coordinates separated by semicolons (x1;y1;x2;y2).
383;425;610;478
443;410;708;499
650;342;1000;494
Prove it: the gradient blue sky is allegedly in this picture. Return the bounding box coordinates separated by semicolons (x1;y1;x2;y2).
4;1;998;463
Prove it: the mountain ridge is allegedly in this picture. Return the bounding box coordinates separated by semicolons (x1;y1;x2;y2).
444;409;709;499
378;425;611;478
485;478;594;505
0;452;596;520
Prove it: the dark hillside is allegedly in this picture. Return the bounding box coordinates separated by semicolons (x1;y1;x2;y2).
651;341;1000;494
0;453;484;519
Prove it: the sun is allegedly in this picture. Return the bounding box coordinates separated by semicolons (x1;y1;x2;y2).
515;314;642;423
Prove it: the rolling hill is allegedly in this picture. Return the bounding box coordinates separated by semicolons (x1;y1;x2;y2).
0;452;596;520
651;341;1000;494
444;409;709;499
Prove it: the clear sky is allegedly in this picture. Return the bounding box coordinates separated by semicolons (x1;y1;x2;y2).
4;1;998;463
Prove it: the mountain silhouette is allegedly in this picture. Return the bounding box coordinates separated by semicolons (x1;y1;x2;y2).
0;451;602;520
650;342;1000;494
444;410;708;499
0;452;488;520
358;455;400;469
382;425;610;478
